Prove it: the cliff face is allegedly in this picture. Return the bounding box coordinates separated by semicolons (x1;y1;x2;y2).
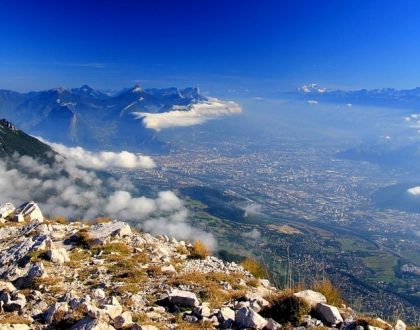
0;209;409;330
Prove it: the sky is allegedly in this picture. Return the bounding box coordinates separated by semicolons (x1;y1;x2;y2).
1;0;420;95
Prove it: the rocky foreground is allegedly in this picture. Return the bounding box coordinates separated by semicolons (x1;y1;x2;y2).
0;217;410;330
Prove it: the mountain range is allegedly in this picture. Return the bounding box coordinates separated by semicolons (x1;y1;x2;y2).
0;85;208;153
287;83;420;109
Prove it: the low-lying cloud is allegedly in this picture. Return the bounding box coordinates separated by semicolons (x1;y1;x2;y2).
45;141;156;170
0;152;216;250
244;203;262;217
407;186;420;196
134;99;242;131
242;228;261;240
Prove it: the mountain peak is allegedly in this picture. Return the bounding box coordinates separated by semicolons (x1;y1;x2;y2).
131;84;143;93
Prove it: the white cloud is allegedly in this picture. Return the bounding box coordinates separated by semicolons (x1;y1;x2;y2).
134;99;242;131
307;100;318;105
242;228;261;240
407;186;420;196
0;153;216;250
44;141;156;170
244;203;262;217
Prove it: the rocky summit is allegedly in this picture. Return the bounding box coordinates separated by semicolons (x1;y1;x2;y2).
0;204;409;330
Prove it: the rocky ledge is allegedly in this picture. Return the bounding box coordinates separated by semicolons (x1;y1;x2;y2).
0;216;409;330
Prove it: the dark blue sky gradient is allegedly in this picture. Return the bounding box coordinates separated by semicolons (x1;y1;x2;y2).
1;0;420;94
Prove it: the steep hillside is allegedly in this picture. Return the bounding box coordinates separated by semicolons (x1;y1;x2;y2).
0;119;54;160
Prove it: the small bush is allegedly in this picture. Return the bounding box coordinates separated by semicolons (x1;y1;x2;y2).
312;279;343;306
260;294;311;325
189;241;210;259
240;258;268;278
176;245;188;255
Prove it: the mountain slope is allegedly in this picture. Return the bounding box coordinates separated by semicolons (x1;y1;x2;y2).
0;118;54;160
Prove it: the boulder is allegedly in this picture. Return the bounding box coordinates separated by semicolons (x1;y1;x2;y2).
71;317;116;330
14;262;47;288
0;292;26;312
294;290;327;308
217;306;235;328
113;311;133;329
315;303;343;324
266;318;282;330
235;307;268;329
168;289;199;307
88;221;132;245
183;314;198;323
0;280;16;293
45;302;69;324
245;293;270;308
193;304;211;318
395;320;406;330
161;264;177;274
46;247;70;264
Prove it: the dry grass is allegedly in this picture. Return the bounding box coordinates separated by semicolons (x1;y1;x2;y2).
28;249;48;262
240;258;268;279
176;245;188;255
246;278;260;287
356;317;393;330
189;241;210;259
0;312;32;324
50;216;69;224
67;249;91;266
169;271;246;308
311;279;343;306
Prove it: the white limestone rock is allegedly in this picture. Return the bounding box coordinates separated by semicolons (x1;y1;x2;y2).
315;303;343;324
88;221;132;245
395;320;406;330
235;306;268;329
161;264;177;274
113;311;133;329
0;280;16;293
168;289;199;307
46;247;70;264
294;290;327;308
45;302;69;324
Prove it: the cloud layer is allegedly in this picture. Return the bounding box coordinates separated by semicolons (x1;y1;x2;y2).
0;151;216;250
134;99;242;131
45;141;156;170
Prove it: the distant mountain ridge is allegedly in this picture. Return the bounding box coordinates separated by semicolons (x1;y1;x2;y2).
287;83;420;109
0;85;208;153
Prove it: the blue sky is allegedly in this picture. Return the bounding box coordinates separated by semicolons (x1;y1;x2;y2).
1;0;420;95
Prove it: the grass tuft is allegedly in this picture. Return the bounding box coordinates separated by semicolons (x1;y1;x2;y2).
240;258;268;278
189;241;210;259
